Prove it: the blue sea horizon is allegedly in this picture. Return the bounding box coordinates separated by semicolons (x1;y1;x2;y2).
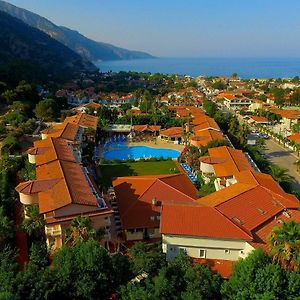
96;57;300;79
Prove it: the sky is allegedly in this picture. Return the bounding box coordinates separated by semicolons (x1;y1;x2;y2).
4;0;300;58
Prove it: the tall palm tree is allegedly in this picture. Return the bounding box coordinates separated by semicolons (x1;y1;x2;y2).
268;165;292;187
267;221;300;271
65;216;99;247
22;205;44;238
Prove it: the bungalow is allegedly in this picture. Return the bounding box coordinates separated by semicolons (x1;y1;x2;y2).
199;146;254;189
159;127;183;143
132;125;161;136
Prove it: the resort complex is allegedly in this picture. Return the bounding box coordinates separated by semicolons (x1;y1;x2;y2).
14;76;300;277
1;0;300;298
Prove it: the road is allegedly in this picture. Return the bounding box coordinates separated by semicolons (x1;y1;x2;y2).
263;139;300;192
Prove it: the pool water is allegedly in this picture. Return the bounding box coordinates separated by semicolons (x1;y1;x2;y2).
104;145;180;160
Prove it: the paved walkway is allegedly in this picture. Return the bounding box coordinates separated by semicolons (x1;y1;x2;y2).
263;139;300;192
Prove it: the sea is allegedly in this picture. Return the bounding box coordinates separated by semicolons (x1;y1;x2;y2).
96;57;300;79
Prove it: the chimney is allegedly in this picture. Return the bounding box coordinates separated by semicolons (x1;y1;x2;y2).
152;197;157;206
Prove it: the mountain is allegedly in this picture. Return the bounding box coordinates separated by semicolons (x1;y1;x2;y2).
0;0;153;62
0;11;97;85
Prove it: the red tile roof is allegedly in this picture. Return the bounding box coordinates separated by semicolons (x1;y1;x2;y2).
193;118;220;132
270;109;300;119
207;146;253;177
251;209;300;251
192;258;234;278
112;174;198;230
133;125;161;132
63;112;98;130
288;133;300;144
15;179;61;195
250;116;268;123
37;160;99;213
42;122;81;141
33;137;76;166
160;204;252;240
215;185;297;231
160;127;183;138
191;129;225;147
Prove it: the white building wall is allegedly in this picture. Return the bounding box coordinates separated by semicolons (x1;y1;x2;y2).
162;234;250;261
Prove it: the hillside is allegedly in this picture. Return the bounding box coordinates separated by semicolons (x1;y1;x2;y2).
0;11;97;85
0;0;153;62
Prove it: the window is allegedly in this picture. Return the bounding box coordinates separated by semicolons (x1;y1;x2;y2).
148;228;155;235
199;249;206;258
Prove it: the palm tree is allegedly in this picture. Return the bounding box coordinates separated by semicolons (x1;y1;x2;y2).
267;221;300;271
256;137;266;151
268;165;293;187
22;205;44;238
65;216;100;247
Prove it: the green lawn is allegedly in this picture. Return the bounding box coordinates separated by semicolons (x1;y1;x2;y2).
99;160;179;187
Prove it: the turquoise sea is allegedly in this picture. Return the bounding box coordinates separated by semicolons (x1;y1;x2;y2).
96;57;300;79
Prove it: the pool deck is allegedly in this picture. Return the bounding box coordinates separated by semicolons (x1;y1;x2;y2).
128;139;185;151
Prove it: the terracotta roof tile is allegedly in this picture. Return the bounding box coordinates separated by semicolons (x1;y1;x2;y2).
193;118;220;132
288;133;300;143
192;258;234;279
37;160;98;213
160;204;252;240
133;125;161;132
250;116;268;123
251;209;300;251
191;129;224;147
207;146;253;177
34;137;76;166
112;174;198;229
160;127;183;138
64;113;98;130
234;170;284;195
16;179;61;194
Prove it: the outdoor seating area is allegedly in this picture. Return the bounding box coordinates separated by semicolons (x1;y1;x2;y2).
181;163;198;184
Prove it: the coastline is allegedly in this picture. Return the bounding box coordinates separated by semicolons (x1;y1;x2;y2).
97;57;300;79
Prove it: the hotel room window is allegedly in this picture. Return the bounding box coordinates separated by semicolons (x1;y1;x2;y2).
199;249;206;258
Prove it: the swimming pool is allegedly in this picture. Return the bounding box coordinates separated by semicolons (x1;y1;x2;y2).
104;145;180;160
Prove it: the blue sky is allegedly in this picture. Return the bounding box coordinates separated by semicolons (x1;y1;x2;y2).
4;0;300;57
